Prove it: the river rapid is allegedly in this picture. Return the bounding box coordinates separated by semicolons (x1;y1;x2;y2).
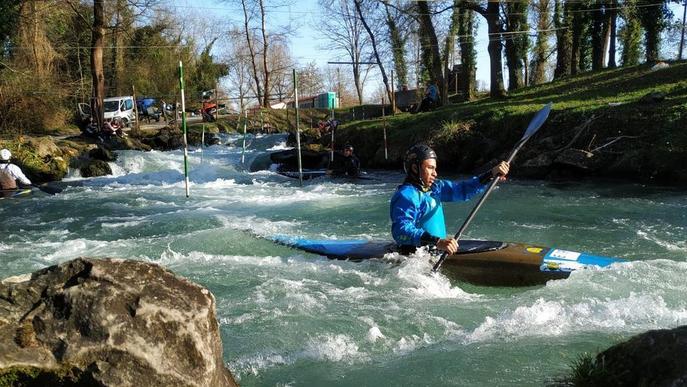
1;133;686;386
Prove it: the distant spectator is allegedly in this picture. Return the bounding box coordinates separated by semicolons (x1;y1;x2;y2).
417;79;439;113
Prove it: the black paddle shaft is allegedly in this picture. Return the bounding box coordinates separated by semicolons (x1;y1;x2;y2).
432;103;552;273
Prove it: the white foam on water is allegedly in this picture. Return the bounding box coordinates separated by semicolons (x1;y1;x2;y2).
229;334;367;378
366;326;385;343
214;215;301;238
157;248;286;268
302;334;367;363
394;250;478;301
267;142;291;151
229;352;289;378
393;333;434;355
100;220;146;229
636;228;687;252
466;293;687;344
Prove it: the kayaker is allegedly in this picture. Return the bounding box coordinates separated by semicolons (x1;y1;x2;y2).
328;144;360;177
390;143;509;255
0;149;32;190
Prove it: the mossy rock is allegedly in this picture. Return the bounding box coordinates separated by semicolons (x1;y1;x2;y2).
80;159;111;177
0;138;69;183
0;365;94;387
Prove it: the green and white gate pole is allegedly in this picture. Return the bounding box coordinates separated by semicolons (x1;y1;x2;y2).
179;61;190;197
241;109;247;164
330;108;335;162
293;69;303;186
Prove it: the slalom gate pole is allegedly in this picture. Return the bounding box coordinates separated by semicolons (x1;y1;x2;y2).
179;61;190;197
241;110;247;164
293;69;303;186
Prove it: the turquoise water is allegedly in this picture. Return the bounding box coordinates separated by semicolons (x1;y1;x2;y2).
1;134;686;386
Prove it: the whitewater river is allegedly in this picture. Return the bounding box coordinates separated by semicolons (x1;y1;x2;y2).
2;133;686;386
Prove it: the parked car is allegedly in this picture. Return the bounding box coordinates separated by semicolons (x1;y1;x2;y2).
103;96;136;127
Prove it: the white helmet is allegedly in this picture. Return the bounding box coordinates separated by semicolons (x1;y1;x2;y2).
0;149;10;161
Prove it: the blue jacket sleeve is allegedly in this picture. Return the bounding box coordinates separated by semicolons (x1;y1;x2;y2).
434;177;486;202
390;188;425;246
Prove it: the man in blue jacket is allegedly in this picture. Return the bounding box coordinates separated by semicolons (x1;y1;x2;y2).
390;144;509;255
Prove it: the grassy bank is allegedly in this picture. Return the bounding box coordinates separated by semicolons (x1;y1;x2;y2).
326;61;687;184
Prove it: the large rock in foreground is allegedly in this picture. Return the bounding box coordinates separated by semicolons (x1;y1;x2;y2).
0;258;237;387
570;325;687;386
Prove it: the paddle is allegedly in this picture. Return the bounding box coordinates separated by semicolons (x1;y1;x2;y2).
431;102;553;273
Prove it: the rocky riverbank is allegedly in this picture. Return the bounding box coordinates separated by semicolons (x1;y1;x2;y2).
0;126;220;182
0;258;238;387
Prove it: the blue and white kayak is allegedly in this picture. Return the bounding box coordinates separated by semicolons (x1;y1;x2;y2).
272;236;625;287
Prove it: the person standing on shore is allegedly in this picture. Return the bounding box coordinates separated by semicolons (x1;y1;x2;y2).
0;149;32;190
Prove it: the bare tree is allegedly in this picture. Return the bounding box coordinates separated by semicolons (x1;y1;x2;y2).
353;0;393;105
222;28;255;112
318;0;373;104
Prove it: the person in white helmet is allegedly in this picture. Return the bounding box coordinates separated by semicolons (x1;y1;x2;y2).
0;149;32;190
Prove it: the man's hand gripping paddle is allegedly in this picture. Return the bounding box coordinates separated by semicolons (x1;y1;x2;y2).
431;103;553;273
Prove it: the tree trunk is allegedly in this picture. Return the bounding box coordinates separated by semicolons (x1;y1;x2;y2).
679;0;686;60
417;1;445;103
591;2;605;70
91;0;105;131
485;0;505;97
620;2;641;66
458;6;476;100
442;0;461;103
608;0;617;68
259;0;270;107
241;0;263;108
385;4;408;89
531;0;551;85
504;0;527;90
354;0;392;106
554;0;572;78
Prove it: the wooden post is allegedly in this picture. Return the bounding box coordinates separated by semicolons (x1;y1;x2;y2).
391;70;396;115
214;82;219;121
132;85;140;136
382;96;388;160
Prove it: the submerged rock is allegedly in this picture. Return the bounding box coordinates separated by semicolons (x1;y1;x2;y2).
0;258;238;387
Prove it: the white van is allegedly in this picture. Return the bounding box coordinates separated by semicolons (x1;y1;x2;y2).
103;96;136;127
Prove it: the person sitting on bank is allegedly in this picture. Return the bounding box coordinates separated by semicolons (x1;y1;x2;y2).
390;143;509;255
0;149;32;190
328;144;360;177
417;80;439;113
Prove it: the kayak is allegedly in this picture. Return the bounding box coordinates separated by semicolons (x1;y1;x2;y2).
272;236;625;287
276;169;375;181
0;188;34;200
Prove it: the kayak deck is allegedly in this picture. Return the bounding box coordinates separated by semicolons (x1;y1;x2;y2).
272;236;624;287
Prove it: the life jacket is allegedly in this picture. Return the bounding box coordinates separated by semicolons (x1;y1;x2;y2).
0;164;17;190
416;190;447;239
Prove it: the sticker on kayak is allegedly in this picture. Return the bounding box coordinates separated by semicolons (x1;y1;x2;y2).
545;249;581;261
527;247;543;254
540;260;584;272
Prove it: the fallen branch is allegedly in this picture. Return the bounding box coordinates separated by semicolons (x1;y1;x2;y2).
590;135;642;153
554;114;597;152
